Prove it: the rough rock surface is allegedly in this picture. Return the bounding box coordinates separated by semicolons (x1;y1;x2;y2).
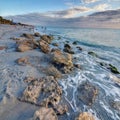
16;57;29;66
76;112;95;120
41;35;53;44
39;40;50;53
34;32;41;37
33;107;58;120
63;44;74;54
77;82;98;105
21;33;34;39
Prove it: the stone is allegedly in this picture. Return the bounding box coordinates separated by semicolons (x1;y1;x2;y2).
33;107;58;120
73;41;78;45
76;112;95;120
39;40;50;53
41;35;53;44
24;77;35;83
76;46;82;51
17;44;32;52
77;82;98;105
52;43;59;46
34;32;41;37
63;44;74;54
20;78;44;104
45;65;62;78
74;64;81;69
16;57;29;66
54;104;68;115
88;51;98;57
111;101;120;111
21;33;34;39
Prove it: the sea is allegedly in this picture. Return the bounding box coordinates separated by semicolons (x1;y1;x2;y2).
36;26;120;120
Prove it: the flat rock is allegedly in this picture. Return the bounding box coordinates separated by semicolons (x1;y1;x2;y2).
77;82;98;105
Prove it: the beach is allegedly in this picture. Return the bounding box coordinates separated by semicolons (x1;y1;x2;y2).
0;24;120;120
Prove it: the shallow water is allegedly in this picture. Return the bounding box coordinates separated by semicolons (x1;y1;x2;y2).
36;26;120;120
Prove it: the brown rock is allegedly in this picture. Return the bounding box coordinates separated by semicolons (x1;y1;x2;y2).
63;44;74;54
39;40;50;53
41;35;53;44
0;46;7;50
34;32;41;37
16;57;29;66
33;107;58;120
77;82;98;105
21;33;34;39
17;44;33;52
76;112;95;120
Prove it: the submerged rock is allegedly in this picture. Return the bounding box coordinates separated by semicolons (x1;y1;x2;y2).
88;51;98;57
21;33;34;39
33;107;58;120
73;41;78;45
34;32;41;37
76;112;95;120
77;82;98;105
76;46;82;51
16;57;29;66
39;39;50;53
52;43;59;47
100;62;120;74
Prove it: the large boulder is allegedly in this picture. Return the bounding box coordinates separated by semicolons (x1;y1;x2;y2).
33;107;58;120
39;40;50;53
51;49;73;73
77;82;98;105
76;112;95;120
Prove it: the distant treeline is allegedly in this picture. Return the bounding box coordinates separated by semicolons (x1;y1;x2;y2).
0;16;31;26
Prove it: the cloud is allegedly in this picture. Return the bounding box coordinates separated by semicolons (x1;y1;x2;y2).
82;0;99;3
44;6;91;18
94;4;109;11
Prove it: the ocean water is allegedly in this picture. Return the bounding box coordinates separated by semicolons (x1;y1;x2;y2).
37;26;120;120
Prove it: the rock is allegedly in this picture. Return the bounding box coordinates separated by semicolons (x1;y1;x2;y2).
21;33;34;39
77;82;98;105
41;35;53;44
74;64;81;69
76;112;95;120
17;44;33;52
0;46;7;50
34;32;41;37
76;46;82;51
24;77;35;83
54;104;68;115
100;62;120;74
33;107;58;120
51;49;73;69
16;57;29;66
39;40;50;53
73;41;78;45
88;51;98;57
52;43;59;46
45;65;62;78
63;44;74;54
109;74;120;84
111;101;120;111
20;78;44;104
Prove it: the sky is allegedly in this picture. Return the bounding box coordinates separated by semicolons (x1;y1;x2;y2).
0;0;120;18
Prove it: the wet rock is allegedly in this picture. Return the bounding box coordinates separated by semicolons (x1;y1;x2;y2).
24;77;35;83
74;64;81;69
88;51;98;57
76;46;82;51
0;46;7;50
100;62;120;74
77;82;98;105
33;107;58;120
54;104;68;115
17;44;33;52
34;32;41;37
109;74;120;84
39;40;50;53
51;49;73;70
73;41;78;45
16;57;29;66
63;44;74;54
52;43;59;46
21;33;34;39
111;101;120;111
76;112;95;120
20;78;44;104
41;35;53;44
45;65;62;78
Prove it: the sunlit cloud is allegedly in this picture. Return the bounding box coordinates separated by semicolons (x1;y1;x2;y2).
82;0;99;4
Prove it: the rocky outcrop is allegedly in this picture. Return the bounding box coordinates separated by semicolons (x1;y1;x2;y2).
41;35;53;44
76;112;95;120
51;49;73;73
77;82;98;105
39;39;50;53
63;44;74;54
33;107;58;120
